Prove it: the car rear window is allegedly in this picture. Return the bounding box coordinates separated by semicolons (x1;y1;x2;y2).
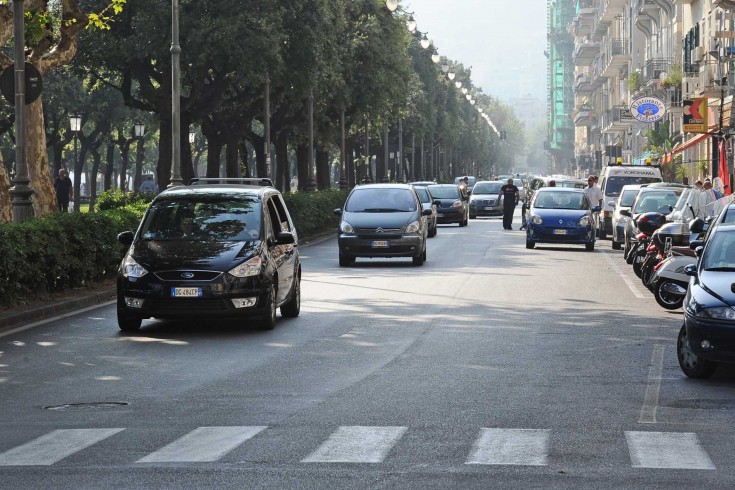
604;176;661;196
619;188;640;207
140;197;261;241
345;188;418;212
428;185;460;199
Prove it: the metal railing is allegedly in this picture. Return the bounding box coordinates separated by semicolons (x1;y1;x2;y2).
641;58;672;85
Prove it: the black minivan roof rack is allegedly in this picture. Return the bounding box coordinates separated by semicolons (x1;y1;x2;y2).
188;177;274;187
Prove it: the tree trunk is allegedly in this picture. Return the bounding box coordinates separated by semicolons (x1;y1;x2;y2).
133;139;144;191
104;142;115;191
345;138;355;188
238;142;250;178
316;148;329;190
89;148;101;212
26;98;56;216
275;131;289;192
73;145;89;213
157;111;172;192
180;128;195;185
225;138;239;178
0;153;10;222
252;136;266;178
296;143;308;191
206;136;225;178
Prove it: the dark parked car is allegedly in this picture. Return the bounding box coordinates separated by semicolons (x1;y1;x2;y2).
116;180;300;332
335;184;432;266
428;184;469;226
678;223;735;378
469;180;505;218
525;187;595;251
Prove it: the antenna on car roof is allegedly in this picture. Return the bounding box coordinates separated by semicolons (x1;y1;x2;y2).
188;177;274;187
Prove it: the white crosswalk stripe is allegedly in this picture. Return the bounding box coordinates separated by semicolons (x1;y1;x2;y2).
625;431;716;470
137;426;267;463
301;426;408;463
0;428;124;466
466;428;550;466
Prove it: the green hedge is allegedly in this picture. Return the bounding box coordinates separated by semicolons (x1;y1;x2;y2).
0;188;349;307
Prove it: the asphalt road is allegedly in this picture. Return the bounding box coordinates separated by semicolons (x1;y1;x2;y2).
1;210;734;489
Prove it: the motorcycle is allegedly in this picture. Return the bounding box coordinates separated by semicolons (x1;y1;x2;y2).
625;212;668;277
640;221;690;289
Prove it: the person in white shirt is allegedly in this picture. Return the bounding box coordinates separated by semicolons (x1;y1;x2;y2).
584;175;603;232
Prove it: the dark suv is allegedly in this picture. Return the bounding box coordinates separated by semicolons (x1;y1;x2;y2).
427;184;469;226
116;179;300;332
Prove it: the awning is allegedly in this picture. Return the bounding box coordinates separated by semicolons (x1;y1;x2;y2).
662;132;713;163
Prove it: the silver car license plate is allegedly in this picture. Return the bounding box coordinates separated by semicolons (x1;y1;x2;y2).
371;240;389;248
172;287;202;297
553;229;567;235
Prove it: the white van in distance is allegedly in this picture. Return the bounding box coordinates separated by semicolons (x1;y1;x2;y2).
598;163;662;239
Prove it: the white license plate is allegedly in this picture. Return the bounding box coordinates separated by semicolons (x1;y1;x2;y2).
172;287;202;297
437;213;444;218
484;206;495;210
553;229;567;235
372;240;390;248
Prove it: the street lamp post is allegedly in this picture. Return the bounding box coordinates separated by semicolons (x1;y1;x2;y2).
264;76;271;180
133;122;145;189
398;119;404;182
10;0;33;222
305;94;317;191
383;123;389;183
339;109;348;189
188;130;197;178
69;115;82;199
169;0;182;187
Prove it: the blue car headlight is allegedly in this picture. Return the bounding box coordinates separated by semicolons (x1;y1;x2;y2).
578;216;590;227
531;215;543;225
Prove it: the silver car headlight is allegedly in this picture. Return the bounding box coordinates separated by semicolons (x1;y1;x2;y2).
578;216;590;227
122;254;148;278
229;256;262;278
531;215;543;225
340;221;354;233
405;220;420;233
698;306;735;320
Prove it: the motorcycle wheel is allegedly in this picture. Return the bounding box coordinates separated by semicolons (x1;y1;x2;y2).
677;324;717;379
632;251;645;278
640;257;658;287
654;281;685;310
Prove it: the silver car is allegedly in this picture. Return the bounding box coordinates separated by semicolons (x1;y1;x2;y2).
610;184;642;250
413;185;438;237
469;181;505;218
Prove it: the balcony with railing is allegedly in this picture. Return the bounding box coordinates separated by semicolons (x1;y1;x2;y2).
574;105;598;127
574;73;596;96
573;40;600;66
641;58;672;86
590;55;608;88
602;39;630;77
568;0;596;37
601;106;634;134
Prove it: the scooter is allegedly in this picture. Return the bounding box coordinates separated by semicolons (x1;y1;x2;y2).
649;249;696;310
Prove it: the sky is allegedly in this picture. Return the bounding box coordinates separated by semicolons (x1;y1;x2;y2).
404;0;547;102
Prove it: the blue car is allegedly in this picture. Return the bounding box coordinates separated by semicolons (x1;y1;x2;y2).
525;187;596;251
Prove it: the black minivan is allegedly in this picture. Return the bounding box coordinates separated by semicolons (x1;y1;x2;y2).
334;184;432;266
116;180;300;332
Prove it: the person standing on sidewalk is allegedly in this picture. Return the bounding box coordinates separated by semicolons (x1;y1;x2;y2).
54;168;73;212
498;178;519;230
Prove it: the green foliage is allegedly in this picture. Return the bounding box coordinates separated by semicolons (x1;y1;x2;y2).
283;189;349;238
660;64;682;89
628;71;641;93
95;188;152;211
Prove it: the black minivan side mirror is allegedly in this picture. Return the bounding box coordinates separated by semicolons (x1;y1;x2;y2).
118;231;134;245
433;200;441;206
421;208;433;216
689;239;703;250
619;209;632;218
276;231;295;245
684;264;698;276
695;246;704;257
333;208;343;216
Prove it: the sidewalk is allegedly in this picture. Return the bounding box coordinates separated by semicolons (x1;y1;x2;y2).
0;230;335;334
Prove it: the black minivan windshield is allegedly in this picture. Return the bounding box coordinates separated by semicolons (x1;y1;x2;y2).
139;197;261;241
345;188;418;212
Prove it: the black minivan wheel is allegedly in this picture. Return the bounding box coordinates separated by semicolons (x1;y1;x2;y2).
117;312;142;332
261;284;277;330
677;324;717;379
280;272;301;318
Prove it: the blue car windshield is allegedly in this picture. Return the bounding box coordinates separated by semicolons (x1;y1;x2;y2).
139;197;261;241
702;230;735;271
534;191;588;210
345;188;418;212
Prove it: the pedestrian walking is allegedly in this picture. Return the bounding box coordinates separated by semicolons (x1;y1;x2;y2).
498;178;519;230
584;175;603;233
139;175;158;195
54;168;73;212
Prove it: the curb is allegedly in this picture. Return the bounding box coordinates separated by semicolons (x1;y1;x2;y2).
0;231;336;334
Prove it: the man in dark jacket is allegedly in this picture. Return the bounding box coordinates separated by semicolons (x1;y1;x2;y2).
54;168;73;212
498;178;519;230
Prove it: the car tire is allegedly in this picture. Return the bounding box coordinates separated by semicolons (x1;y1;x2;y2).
585;242;594;251
261;284;277;330
654;281;685;310
428;224;436;238
526;240;535;249
469;213;476;220
280;271;301;318
612;240;622;250
117;312;142;333
599;228;607;240
677;324;717;379
339;253;353;267
413;249;425;266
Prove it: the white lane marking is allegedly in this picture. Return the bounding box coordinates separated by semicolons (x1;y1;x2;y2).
601;250;646;299
639;345;665;424
465;428;550;466
626;431;715;470
0;428;124;466
302;426;407;463
137;426;267;463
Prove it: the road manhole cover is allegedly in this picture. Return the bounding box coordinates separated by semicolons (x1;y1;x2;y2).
668;399;735;410
43;402;129;411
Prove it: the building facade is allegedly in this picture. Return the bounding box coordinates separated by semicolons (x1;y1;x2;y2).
548;0;576;175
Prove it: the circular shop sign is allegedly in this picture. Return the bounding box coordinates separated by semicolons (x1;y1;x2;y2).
629;96;666;123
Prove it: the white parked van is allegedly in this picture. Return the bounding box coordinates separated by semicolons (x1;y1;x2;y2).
598;164;662;239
